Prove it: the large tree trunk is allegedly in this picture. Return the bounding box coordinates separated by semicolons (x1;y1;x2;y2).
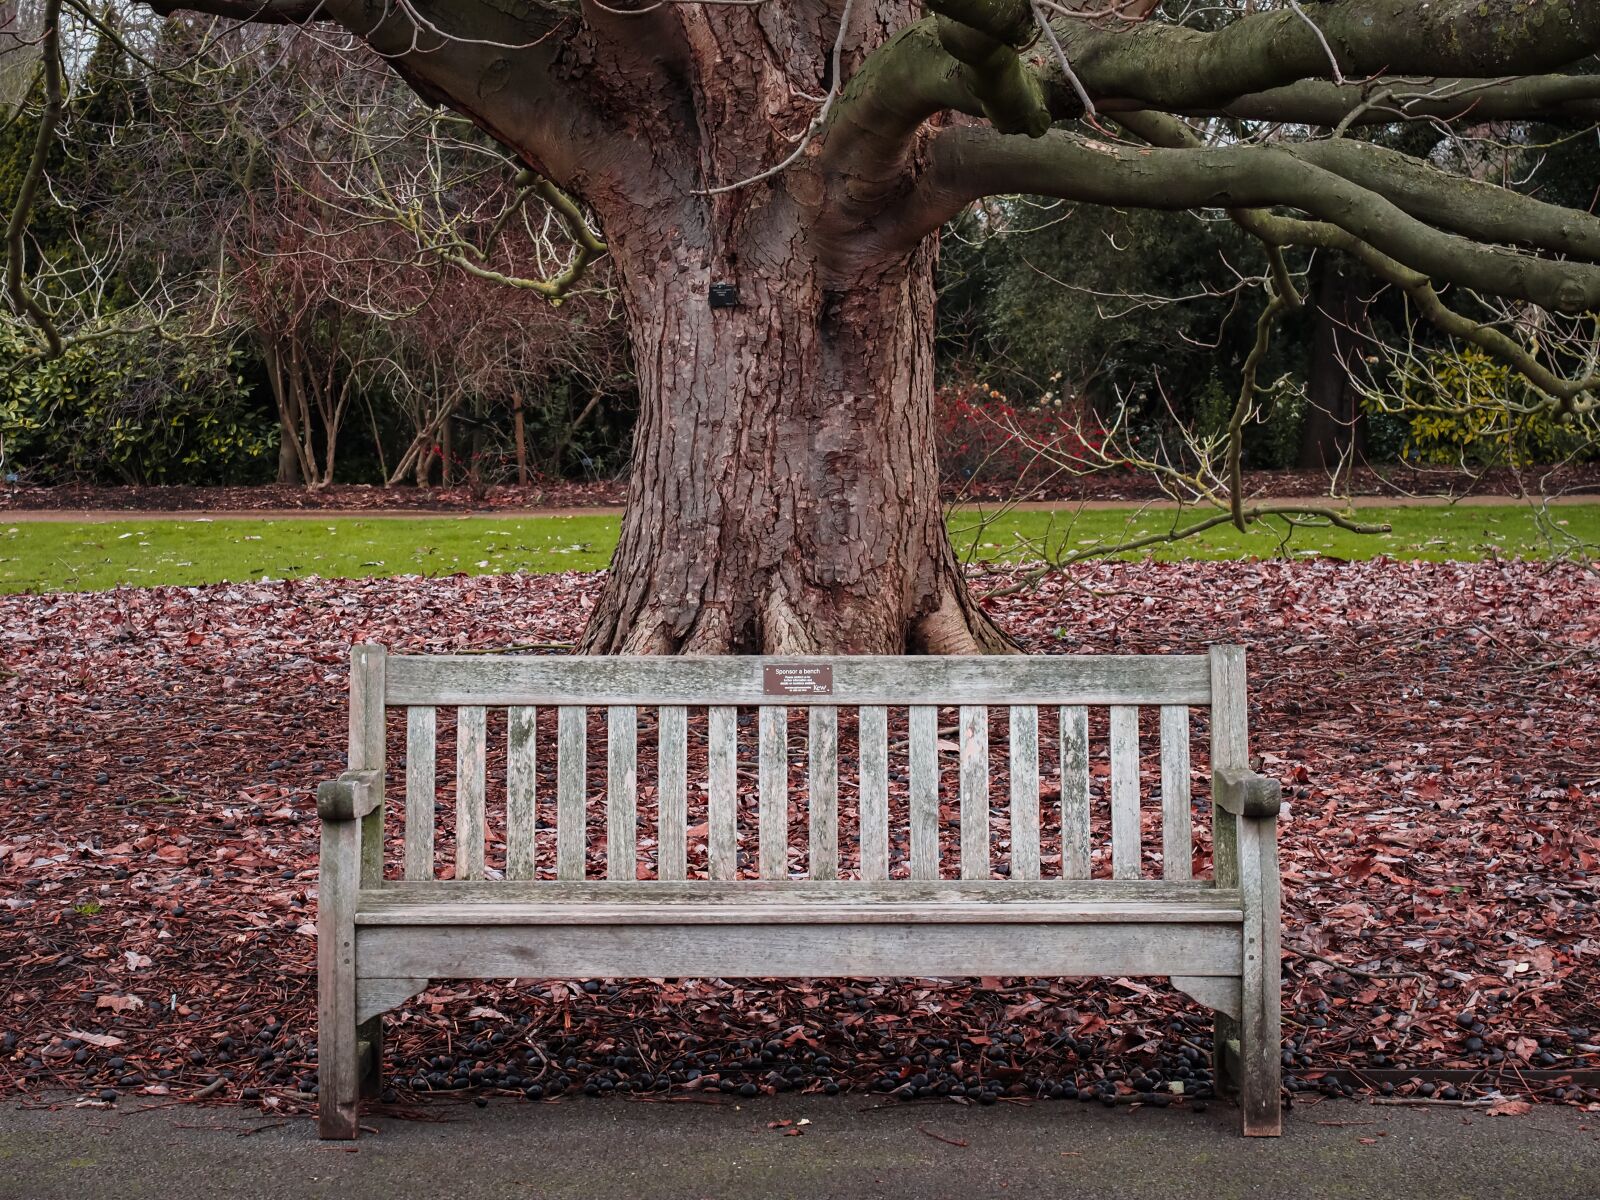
305;0;1015;654
1299;257;1364;470
580;228;1010;656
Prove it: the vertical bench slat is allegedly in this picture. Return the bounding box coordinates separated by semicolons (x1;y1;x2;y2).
959;705;989;880
456;706;486;881
557;706;586;881
1060;704;1090;879
759;707;788;879
352;645;388;891
708;705;738;881
657;705;688;881
1109;705;1141;879
505;706;537;880
607;706;638;881
404;706;436;881
1009;705;1041;881
908;705;939;881
808;706;839;881
858;705;889;881
1160;704;1193;882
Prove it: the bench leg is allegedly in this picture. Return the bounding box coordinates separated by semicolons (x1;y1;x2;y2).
358;1015;384;1101
1237;817;1283;1137
1213;1012;1239;1097
318;819;361;1140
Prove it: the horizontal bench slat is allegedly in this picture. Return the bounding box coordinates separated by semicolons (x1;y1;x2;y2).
383;654;1213;707
361;879;1239;905
356;900;1243;926
358;923;1241;980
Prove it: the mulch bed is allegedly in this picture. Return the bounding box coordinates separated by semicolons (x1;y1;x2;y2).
4;463;1598;512
2;560;1596;1122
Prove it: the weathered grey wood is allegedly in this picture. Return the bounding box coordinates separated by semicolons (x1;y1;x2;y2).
708;705;738;881
1209;646;1249;772
330;643;1280;1141
356;977;429;1024
858;705;889;881
319;645;384;1140
657;705;688;882
318;770;382;822
607;706;638;882
1237;810;1281;1135
1060;705;1090;880
317;812;361;1139
1214;766;1283;817
404;708;436;881
351;645;387;889
505;706;537;881
808;707;838;881
1208;645;1248;1103
1171;975;1242;1022
1109;705;1141;879
1160;705;1192;882
959;706;989;880
759;706;788;880
557;706;587;882
1240;811;1283;1136
386;654;1213;708
359;922;1241;981
1009;705;1040;882
1209;644;1280;1136
362;878;1240;906
908;705;939;881
357;896;1243;926
455;706;487;882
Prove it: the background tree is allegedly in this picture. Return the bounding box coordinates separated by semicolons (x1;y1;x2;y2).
8;0;1600;651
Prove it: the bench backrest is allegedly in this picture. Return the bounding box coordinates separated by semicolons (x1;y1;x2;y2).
345;645;1251;886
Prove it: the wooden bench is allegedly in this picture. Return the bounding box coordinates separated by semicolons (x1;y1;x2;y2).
315;645;1283;1138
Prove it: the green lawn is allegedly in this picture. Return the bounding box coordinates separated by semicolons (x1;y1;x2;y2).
0;504;1593;593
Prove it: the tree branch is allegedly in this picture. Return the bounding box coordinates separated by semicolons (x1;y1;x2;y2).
1200;72;1600;127
1049;0;1600;114
1117;110;1600;418
4;0;64;357
140;0;614;194
145;0;325;22
897;126;1600;315
1283;138;1600;265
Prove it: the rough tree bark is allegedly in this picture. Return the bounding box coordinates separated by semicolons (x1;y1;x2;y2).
585;232;1008;654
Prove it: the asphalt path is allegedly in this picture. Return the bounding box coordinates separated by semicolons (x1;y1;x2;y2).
2;1094;1595;1200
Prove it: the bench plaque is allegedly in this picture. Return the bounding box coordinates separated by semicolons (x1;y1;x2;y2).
762;664;833;696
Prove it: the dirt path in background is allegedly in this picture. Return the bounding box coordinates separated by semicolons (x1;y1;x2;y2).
3;493;1595;522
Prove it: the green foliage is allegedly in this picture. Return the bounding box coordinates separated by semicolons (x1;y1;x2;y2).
937;202;1318;469
953;204;1261;404
1386;345;1594;468
0;328;275;485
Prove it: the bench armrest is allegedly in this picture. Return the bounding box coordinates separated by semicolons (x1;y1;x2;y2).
1212;767;1282;819
317;769;383;822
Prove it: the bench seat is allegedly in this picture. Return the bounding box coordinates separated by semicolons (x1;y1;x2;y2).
356;879;1246;923
352;881;1248;1023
